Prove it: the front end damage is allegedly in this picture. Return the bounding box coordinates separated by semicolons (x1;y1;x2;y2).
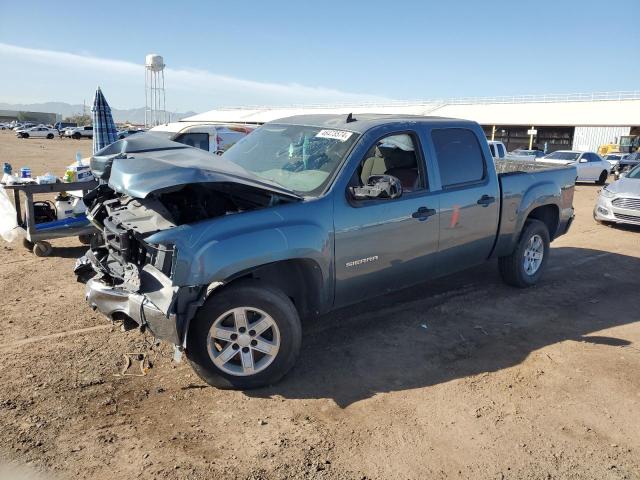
77;189;204;346
75;135;301;346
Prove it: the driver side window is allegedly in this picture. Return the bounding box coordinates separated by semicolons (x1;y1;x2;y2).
355;133;425;194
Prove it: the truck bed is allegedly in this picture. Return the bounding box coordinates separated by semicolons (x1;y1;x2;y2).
492;159;577;257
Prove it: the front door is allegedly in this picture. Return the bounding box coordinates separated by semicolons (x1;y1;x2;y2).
333;132;440;307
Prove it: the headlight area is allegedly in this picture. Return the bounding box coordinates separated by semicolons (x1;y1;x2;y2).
595;188;614;218
142;241;176;278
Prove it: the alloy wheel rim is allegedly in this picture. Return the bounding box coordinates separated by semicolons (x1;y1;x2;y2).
207;307;280;376
523;234;544;276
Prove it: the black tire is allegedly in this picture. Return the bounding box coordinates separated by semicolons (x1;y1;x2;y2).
22;133;29;139
596;170;608;185
499;219;550;288
22;238;34;250
78;234;93;245
72;132;81;140
33;241;53;257
46;133;54;139
187;281;302;389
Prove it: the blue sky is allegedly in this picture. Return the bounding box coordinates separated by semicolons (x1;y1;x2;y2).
0;0;638;112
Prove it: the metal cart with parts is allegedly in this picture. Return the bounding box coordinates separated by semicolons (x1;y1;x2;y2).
3;180;99;256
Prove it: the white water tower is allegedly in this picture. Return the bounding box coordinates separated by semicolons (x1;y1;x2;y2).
144;54;166;127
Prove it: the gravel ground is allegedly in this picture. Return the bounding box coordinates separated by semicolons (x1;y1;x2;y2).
0;131;639;480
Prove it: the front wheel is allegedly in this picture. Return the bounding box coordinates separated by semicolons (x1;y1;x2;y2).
596;170;608;185
499;219;550;288
187;281;302;389
72;132;81;140
22;133;29;139
46;133;54;139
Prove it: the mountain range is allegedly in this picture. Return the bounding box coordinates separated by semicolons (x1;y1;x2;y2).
0;101;197;124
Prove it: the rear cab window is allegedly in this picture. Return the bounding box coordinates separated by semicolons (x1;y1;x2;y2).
431;128;486;188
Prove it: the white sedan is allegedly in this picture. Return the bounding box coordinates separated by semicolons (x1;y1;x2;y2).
16;126;59;139
594;164;640;226
539;150;611;184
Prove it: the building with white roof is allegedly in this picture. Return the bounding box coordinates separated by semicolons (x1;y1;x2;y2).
179;91;640;153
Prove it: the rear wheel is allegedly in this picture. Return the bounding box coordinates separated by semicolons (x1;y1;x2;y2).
72;132;81;140
187;281;302;389
46;133;54;139
596;170;608;185
499;219;550;288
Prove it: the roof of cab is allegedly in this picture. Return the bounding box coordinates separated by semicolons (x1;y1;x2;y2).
267;113;476;134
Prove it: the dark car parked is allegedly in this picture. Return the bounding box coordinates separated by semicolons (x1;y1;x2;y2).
613;152;640;179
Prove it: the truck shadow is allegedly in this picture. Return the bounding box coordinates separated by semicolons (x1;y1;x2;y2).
47;245;87;259
246;247;640;407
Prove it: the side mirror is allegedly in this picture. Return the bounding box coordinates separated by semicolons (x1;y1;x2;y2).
579;158;588;163
351;174;403;200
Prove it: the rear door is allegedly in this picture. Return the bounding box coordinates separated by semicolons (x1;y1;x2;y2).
429;127;500;275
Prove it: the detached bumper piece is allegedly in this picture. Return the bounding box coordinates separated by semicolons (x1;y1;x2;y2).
85;264;181;345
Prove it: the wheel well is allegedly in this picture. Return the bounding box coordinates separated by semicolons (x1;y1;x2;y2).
218;259;324;320
527;205;559;239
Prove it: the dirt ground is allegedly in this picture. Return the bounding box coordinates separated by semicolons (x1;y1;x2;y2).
0;130;639;480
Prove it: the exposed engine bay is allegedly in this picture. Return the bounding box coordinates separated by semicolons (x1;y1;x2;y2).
78;182;293;289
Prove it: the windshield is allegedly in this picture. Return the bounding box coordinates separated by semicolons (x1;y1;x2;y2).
545;151;580;161
222;124;359;195
620;136;633;147
628;165;640;179
604;154;622;160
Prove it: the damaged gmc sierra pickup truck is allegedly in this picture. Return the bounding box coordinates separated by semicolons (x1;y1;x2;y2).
77;115;576;389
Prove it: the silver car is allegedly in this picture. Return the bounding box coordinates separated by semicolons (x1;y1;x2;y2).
594;164;640;226
603;152;630;169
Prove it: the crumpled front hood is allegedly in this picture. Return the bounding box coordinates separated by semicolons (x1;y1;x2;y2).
98;133;301;200
605;176;640;195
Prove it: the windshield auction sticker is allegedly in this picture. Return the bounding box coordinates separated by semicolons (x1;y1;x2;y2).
315;129;353;142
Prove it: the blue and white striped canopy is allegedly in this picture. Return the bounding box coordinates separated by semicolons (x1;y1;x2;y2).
91;86;118;154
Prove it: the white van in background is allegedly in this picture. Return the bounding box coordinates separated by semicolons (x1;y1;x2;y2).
487;140;544;161
487;140;507;159
150;122;257;155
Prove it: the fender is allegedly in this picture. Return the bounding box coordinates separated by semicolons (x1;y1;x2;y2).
493;178;561;257
146;198;335;311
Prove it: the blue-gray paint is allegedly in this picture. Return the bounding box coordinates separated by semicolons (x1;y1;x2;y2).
139;116;575;322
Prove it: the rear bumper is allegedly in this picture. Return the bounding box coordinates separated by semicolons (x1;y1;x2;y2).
85;273;181;345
